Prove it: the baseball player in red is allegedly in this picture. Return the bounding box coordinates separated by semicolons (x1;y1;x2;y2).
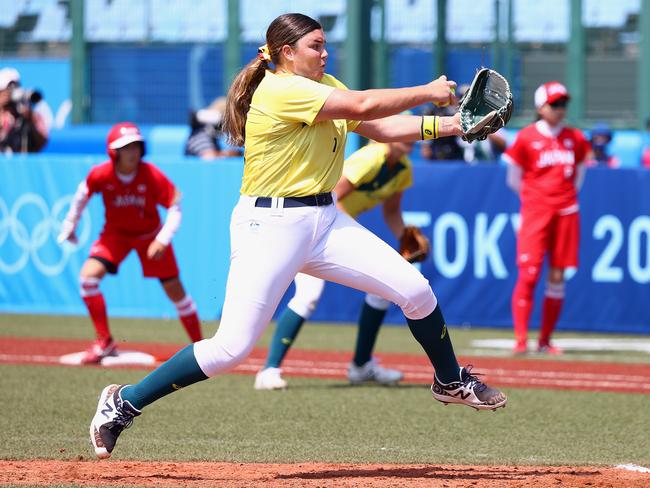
503;82;590;355
58;122;202;363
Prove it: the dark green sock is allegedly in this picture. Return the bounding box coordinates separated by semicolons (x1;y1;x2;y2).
120;344;208;410
406;304;460;383
264;307;306;369
352;301;387;366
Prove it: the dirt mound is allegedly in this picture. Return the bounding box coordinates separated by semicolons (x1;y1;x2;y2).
1;460;648;487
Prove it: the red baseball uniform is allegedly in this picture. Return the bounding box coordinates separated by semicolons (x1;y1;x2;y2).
504;121;590;269
86;161;179;278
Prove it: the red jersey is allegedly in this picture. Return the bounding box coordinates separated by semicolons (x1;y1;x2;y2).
86;161;176;236
504;121;590;212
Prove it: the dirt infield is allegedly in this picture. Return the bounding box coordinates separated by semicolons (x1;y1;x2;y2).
1;460;648;487
2;335;650;394
2;336;650;487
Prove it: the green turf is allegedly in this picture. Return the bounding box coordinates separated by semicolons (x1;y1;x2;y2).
1;363;649;465
1;314;650;467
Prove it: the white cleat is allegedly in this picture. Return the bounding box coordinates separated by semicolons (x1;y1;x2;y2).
89;384;140;459
254;367;288;390
431;366;507;411
348;358;404;386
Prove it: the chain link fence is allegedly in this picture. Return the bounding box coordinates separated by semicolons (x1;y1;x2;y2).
0;0;643;127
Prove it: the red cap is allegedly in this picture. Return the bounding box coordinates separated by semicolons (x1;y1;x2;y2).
106;122;145;162
534;81;570;109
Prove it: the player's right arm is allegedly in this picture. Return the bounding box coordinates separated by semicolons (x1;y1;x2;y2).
353;113;462;142
57;179;91;244
505;164;523;195
149;189;183;260
314;76;456;123
382;192;405;239
332;176;355;213
502;130;528;195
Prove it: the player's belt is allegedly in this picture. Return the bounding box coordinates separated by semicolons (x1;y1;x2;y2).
254;192;333;208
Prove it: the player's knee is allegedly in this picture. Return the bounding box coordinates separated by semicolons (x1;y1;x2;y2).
547;267;565;284
399;275;436;320
515;264;541;300
519;263;541;283
193;334;253;377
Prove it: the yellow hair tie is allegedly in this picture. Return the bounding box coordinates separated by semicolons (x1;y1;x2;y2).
257;44;271;62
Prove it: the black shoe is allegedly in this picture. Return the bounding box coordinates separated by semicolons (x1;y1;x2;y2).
89;384;141;459
431;366;507;411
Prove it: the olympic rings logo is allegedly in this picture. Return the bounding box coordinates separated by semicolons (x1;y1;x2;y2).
0;193;91;276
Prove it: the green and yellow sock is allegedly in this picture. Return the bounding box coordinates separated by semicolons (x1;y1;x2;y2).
121;344;207;410
406;304;460;383
352;301;387;366
264;307;306;369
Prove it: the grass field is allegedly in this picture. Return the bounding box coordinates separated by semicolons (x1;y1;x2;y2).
1;314;649;487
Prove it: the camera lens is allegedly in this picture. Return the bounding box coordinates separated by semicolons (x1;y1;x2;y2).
29;90;42;104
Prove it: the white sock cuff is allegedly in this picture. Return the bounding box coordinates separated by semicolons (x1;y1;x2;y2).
175;295;197;316
287;301;312;320
365;293;391;311
545;282;565;299
80;277;101;297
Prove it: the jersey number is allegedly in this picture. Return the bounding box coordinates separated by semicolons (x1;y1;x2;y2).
332;137;337;153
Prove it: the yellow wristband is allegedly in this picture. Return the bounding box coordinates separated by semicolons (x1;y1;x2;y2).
421;115;439;140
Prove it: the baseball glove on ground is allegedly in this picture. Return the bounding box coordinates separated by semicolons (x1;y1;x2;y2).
399;226;430;263
458;68;513;143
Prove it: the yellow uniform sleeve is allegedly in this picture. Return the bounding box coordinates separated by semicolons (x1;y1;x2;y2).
340;143;413;218
260;74;335;126
321;74;362;132
342;143;387;186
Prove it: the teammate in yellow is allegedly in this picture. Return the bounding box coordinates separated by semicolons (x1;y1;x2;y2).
89;13;507;460
255;140;418;389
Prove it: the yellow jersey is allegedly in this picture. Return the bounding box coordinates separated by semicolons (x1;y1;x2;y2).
340;143;413;218
241;71;360;197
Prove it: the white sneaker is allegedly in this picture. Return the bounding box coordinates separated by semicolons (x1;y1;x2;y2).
254;367;288;390
431;365;507;411
89;384;140;459
348;358;403;385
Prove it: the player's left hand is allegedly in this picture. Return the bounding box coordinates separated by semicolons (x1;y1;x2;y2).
147;240;168;260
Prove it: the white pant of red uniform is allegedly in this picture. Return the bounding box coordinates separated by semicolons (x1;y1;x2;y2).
194;195;437;377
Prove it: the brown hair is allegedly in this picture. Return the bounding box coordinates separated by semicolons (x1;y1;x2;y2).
222;13;322;146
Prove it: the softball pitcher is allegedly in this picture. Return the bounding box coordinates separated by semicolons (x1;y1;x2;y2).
89;13;507;459
255;140;419;390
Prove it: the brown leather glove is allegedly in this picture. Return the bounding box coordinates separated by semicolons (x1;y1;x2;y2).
399;225;430;263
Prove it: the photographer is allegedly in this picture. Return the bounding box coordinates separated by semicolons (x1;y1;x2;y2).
0;67;48;154
184;97;241;160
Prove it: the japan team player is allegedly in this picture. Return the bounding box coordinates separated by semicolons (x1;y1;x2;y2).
503;82;590;355
88;14;507;460
255;140;418;390
58;122;202;363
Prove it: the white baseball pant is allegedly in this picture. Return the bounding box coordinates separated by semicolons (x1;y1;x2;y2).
193;195;437;377
288;272;391;319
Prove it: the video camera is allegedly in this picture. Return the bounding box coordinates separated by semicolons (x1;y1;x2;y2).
10;87;43;111
191;108;223;131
